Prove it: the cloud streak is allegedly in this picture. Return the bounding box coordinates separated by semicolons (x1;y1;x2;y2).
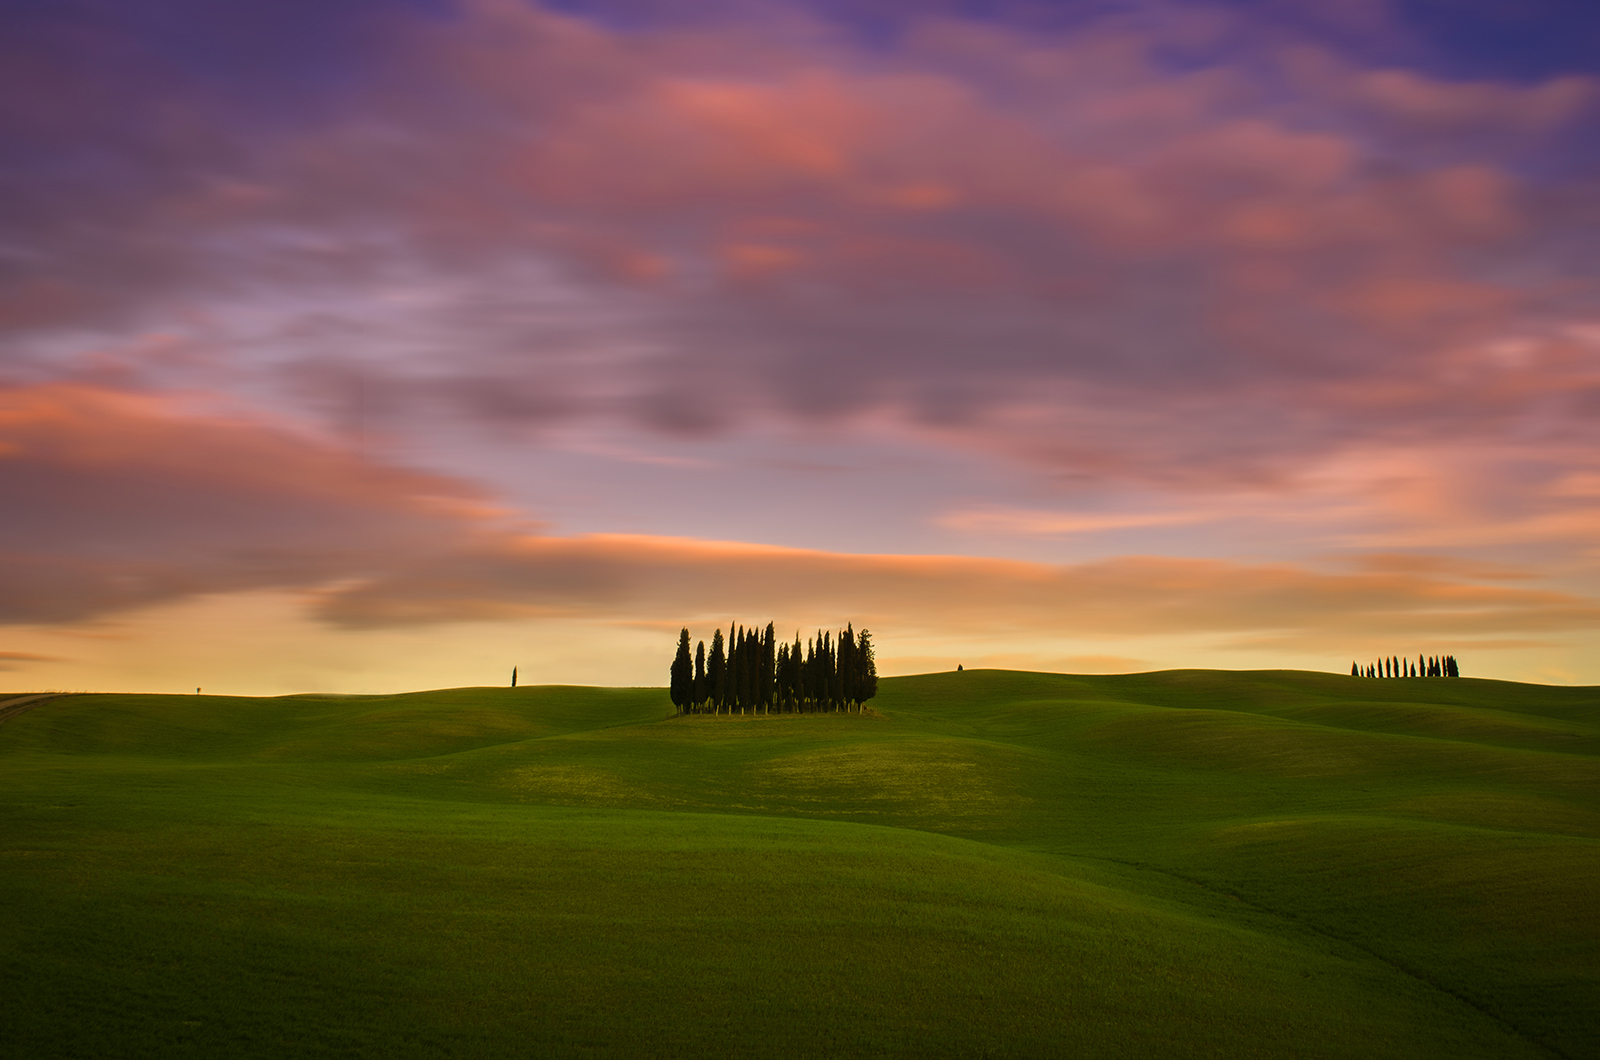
4;380;1593;659
0;383;493;623
315;531;1600;644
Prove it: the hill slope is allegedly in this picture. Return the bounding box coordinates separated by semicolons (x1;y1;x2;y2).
2;670;1596;1058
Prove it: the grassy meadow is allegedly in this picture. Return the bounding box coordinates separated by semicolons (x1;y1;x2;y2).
1;670;1596;1058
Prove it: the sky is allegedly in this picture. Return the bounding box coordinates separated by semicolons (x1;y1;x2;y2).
3;0;1600;694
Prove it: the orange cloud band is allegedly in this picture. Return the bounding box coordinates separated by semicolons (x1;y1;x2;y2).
314;532;1600;641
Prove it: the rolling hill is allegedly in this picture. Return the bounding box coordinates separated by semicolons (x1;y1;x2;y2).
1;670;1596;1058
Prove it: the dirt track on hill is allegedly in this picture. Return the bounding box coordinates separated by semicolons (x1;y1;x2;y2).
0;693;74;726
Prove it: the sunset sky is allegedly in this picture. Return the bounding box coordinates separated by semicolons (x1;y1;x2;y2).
4;0;1600;694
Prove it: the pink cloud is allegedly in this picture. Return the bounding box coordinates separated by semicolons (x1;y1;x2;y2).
4;1;1598;532
1350;68;1593;132
0;384;496;622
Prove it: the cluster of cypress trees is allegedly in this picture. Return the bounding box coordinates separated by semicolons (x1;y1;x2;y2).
670;622;878;714
1351;654;1460;678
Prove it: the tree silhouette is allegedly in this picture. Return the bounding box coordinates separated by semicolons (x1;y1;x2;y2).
855;628;878;708
673;622;880;714
709;629;727;713
670;629;693;711
694;641;706;707
1351;652;1464;679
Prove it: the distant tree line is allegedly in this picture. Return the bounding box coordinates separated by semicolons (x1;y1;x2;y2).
1351;654;1459;678
670;622;878;713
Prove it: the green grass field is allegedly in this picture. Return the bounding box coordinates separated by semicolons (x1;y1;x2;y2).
2;670;1596;1058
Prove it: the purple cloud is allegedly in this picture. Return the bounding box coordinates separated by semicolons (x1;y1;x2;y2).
3;0;1598;571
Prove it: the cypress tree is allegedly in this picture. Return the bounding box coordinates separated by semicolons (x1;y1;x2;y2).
840;625;857;708
730;625;744;714
745;625;757;712
856;628;878;707
740;625;754;713
744;626;754;712
806;636;818;712
741;625;754;712
744;625;756;713
670;628;693;711
694;641;706;711
710;629;727;713
838;634;851;710
825;631;840;711
763;622;777;714
776;641;789;713
803;632;813;710
732;624;742;714
1351;661;1359;677
820;631;830;712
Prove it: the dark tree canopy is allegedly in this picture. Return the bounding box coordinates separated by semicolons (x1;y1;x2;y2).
669;628;693;708
669;621;879;714
1350;652;1461;678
